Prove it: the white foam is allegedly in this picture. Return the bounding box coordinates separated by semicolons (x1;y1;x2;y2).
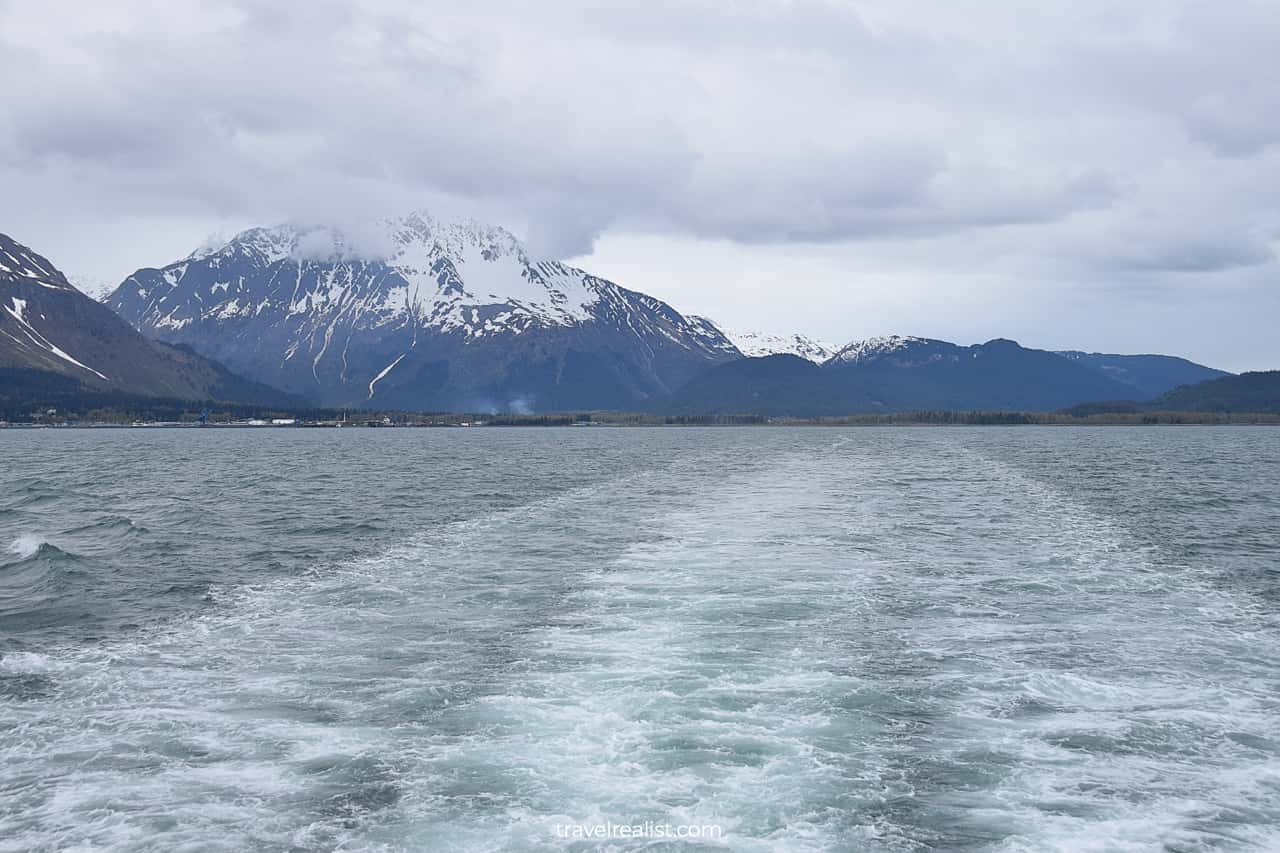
7;533;46;559
0;651;58;674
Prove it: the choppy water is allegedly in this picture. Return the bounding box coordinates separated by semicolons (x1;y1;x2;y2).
1;427;1278;852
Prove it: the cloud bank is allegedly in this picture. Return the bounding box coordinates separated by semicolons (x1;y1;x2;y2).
2;0;1278;369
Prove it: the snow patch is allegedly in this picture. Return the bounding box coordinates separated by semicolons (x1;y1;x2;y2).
831;335;931;365
368;353;407;399
725;328;836;362
46;342;110;380
2;300;108;380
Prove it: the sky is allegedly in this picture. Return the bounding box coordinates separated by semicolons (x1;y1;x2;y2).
2;0;1278;372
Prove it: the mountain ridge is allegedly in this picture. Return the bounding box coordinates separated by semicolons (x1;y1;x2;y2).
655;334;1231;416
1054;349;1229;399
1;232;299;407
1064;371;1280;416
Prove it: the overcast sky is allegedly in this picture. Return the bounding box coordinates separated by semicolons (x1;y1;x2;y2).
3;1;1278;371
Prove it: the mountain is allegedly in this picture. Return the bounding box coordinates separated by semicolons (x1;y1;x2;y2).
1056;351;1229;399
658;354;869;416
107;214;741;411
1063;370;1280;416
1144;371;1280;413
823;335;1141;412
659;334;1159;416
721;328;836;363
1;233;296;408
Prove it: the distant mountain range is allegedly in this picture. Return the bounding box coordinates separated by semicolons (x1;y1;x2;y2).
1055;350;1228;400
1067;371;1280;415
1;213;1258;418
1;233;297;413
825;335;1138;412
660;336;1229;416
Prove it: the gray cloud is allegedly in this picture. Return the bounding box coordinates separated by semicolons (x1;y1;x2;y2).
1;0;1278;370
0;1;1144;248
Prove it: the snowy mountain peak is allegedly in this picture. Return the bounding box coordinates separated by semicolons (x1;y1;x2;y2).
183;214;527;267
167;213;602;332
831;335;933;365
182;226;292;265
722;328;836;363
389;211;525;261
107;210;740;408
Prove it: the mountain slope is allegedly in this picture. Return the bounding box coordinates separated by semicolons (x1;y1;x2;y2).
823;335;1142;412
1;233;297;406
1147;371;1280;413
108;215;741;410
1056;350;1229;399
657;354;868;416
721;328;836;363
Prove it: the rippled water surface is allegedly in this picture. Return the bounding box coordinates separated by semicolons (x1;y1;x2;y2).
1;427;1278;851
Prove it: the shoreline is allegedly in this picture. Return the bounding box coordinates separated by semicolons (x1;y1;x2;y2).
4;415;1279;430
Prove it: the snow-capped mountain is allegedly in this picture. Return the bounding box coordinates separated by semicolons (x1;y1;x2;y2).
722;328;836;363
107;213;741;410
828;334;936;366
1;233;292;405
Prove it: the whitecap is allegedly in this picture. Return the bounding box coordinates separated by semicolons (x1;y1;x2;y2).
7;533;47;559
0;651;58;674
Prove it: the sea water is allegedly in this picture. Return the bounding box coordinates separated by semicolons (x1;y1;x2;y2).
1;427;1277;851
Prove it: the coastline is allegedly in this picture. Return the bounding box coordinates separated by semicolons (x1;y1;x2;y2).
4;412;1279;429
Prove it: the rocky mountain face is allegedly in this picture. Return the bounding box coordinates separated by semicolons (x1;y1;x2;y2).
107;214;741;411
1;233;292;406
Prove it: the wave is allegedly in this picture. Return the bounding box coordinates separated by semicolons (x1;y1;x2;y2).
7;533;48;560
1;480;67;512
0;650;60;675
0;537;91;625
4;535;82;565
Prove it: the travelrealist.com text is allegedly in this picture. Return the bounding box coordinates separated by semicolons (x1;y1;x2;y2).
554;821;724;840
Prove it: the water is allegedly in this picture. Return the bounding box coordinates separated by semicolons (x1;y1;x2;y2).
1;427;1278;851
